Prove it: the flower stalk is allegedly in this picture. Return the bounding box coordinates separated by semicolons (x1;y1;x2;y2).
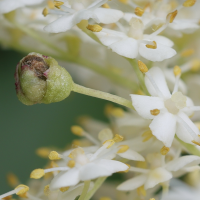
78;180;91;200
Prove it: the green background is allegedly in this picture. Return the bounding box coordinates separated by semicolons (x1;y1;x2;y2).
0;48;107;193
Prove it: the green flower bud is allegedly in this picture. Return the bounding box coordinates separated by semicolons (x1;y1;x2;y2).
15;52;73;105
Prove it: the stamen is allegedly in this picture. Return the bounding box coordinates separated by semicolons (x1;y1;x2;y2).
103;139;115;148
15;185;29;195
118;163;130;173
54;0;64;9
47;0;54;9
191;59;200;72
160;146;170;155
192;140;200;146
42;8;49;17
118;0;128;4
113;134;124;142
60;187;70;192
49;151;62;160
142;130;153;142
146;41;157;49
67;160;76;168
44;185;50;196
150;109;160;116
173;65;181;94
102;3;110;8
181;49;194;57
138;60;148;73
71;126;84;136
183;0;196;7
187;106;200;111
110;107;124;117
98;128;113;143
2;196;12;200
166;10;178;23
137;185;146;196
136;89;145;95
150;198;155;200
44;167;69;173
87;24;102;32
68;147;85;159
36;147;51;158
7;173;19;188
134;7;144;17
117;145;129;153
195;122;200;130
30;169;45;179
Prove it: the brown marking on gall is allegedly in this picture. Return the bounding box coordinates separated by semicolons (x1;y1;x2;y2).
21;55;49;81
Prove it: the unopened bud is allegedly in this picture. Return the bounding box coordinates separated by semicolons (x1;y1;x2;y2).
15;53;73;105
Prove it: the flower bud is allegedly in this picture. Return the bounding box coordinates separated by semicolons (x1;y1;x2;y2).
15;53;73;105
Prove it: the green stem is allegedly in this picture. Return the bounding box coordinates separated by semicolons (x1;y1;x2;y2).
72;83;134;109
127;59;149;95
84;177;107;200
175;136;200;156
78;180;91;200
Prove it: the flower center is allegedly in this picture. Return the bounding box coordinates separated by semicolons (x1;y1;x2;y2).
164;92;187;115
128;17;144;40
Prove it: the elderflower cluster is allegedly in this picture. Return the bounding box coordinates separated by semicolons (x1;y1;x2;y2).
1;0;200;200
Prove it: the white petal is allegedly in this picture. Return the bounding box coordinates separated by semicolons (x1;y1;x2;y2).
145;168;172;189
79;163;112;181
166;155;200;171
139;42;176;62
153;35;174;47
97;159;129;172
149;112;176;147
130;94;165;119
123;12;139;22
50;168;80;190
181;97;194;117
109;38;139;59
44;14;77;33
95;28;126;46
176;112;199;144
0;0;24;14
117;175;147;191
118;149;145;161
145;67;171;98
94;8;123;24
22;0;44;5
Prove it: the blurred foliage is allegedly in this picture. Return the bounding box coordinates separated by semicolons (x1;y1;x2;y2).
0;48;108;193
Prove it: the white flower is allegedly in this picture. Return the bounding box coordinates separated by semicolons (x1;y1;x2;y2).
44;0;123;33
0;0;45;14
131;66;200;147
117;153;200;191
94;17;176;61
42;146;128;190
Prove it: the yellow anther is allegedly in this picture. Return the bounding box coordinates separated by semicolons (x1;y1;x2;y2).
110;108;124;117
124;164;130;172
150;199;155;200
195;122;200;130
152;23;164;32
49;151;61;160
138;60;148;73
166;10;178;23
44;185;50;196
113;134;124;142
47;0;55;9
137;185;146;196
103;139;115;148
18;192;28;198
67;160;76;168
87;24;102;32
146;41;157;49
142;130;153;142
60;187;70;192
71;126;84;136
173;65;181;76
117;145;129;153
30;169;45;179
54;0;64;9
104;104;114;116
15;185;29;195
42;8;49;17
72;139;82;146
183;0;196;7
77;115;90;125
2;196;12;200
136;161;147;169
99;197;112;200
191;59;200;72
181;49;194;57
192;140;200;146
160;146;170;155
150;109;160;116
102;3;110;8
36;147;51;158
118;0;128;4
136;89;145;95
68;147;85;159
134;7;144;17
7;173;19;187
